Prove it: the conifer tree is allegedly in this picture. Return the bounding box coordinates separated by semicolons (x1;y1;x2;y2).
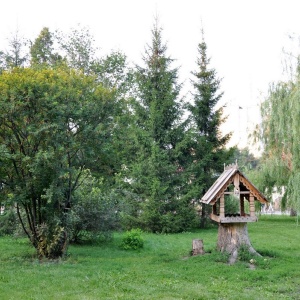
127;20;196;233
186;32;233;228
30;27;62;67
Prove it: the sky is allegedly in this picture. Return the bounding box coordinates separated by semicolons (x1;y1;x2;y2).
1;0;300;155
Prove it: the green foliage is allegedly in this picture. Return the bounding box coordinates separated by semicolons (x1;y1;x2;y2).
67;175;119;244
57;25;97;73
30;27;62;67
233;147;259;172
184;31;234;228
237;244;254;262
0;209;17;235
213;250;230;263
126;19;196;233
224;195;240;215
36;224;67;259
120;228;144;250
1;31;28;69
0;67;119;257
258;60;300;212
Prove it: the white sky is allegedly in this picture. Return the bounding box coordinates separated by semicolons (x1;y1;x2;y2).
1;0;300;155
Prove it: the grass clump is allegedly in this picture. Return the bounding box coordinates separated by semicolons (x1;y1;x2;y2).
119;228;144;250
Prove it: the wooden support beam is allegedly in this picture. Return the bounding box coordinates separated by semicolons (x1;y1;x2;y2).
240;196;245;216
224;191;250;195
220;195;225;218
212;203;217;215
249;194;255;217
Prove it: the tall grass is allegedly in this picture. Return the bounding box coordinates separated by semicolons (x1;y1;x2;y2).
0;215;299;299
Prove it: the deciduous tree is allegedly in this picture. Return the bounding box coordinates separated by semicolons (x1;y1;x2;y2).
258;75;300;215
0;67;117;257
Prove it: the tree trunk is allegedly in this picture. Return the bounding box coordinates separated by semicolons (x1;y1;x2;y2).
192;239;205;256
217;223;261;264
200;202;208;228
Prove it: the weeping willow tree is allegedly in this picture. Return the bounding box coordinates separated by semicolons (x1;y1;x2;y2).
258;65;300;219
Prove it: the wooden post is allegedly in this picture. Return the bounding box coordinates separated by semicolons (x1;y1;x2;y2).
240;196;245;216
192;239;205;256
220;195;225;218
249;194;255;217
212;203;217;215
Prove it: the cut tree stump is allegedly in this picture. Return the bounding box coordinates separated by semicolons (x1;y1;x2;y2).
192;239;205;256
217;223;261;264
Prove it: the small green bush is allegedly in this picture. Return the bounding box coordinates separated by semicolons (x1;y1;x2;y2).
37;224;68;259
67;175;120;244
0;209;17;235
120;228;144;250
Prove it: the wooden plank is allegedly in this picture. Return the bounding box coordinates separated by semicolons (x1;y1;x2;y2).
224;191;250;195
220;216;257;223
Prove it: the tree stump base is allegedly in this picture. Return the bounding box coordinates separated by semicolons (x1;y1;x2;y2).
192;239;205;256
217;223;261;264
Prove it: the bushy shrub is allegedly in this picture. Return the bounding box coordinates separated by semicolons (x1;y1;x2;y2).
67;176;119;244
120;228;144;250
37;224;68;259
0;208;17;235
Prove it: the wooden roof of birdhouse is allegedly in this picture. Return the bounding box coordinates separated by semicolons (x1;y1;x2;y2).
201;163;268;205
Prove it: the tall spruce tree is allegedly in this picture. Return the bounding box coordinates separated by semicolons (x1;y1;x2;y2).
127;20;196;233
186;32;233;228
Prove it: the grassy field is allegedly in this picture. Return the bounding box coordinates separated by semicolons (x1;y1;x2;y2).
0;215;299;299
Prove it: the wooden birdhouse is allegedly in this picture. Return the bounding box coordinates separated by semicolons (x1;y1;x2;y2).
201;163;268;224
200;163;268;264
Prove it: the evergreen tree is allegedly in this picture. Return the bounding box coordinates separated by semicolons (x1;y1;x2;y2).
3;31;28;69
126;20;196;233
186;32;233;228
30;27;62;67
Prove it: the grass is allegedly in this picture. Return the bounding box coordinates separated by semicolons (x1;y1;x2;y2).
0;215;299;299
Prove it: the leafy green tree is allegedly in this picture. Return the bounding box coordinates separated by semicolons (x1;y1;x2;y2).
92;51;133;91
57;26;97;74
258;75;300;214
233;148;259;172
67;173;119;243
125;20;196;233
185;33;233;228
0;67;118;257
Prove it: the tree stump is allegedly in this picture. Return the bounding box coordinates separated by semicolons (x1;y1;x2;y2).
217;223;261;264
192;239;205;256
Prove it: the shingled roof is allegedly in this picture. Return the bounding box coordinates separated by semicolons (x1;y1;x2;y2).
201;163;268;205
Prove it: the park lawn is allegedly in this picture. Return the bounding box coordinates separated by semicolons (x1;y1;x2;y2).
0;215;299;300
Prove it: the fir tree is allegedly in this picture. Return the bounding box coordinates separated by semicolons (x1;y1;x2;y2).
186;32;233;228
127;20;196;233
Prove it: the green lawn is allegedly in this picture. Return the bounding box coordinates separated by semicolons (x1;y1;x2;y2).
0;215;299;299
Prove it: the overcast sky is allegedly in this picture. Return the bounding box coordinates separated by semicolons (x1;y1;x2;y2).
1;0;300;155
